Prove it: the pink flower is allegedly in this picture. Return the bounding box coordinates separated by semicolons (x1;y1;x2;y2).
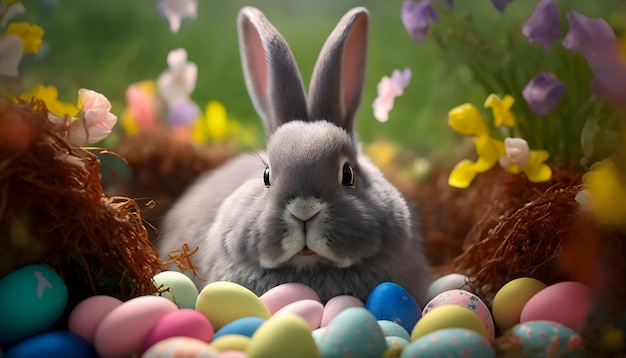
156;0;197;34
372;68;412;122
59;89;117;145
125;81;160;130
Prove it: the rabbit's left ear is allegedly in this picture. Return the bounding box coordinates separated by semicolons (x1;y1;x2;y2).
308;7;369;135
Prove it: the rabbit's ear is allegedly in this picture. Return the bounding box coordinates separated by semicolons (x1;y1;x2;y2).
308;7;369;135
238;6;309;135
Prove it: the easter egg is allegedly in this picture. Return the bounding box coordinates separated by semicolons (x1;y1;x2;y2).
94;295;178;358
210;335;251;352
411;305;488;340
144;308;214;350
218;351;248;358
508;320;583;357
378;320;410;341
426;273;469;301
248;315;319;358
385;336;410;357
0;264;68;345
214;316;266;340
4;331;97;358
320;295;364;327
423;289;495;339
318;307;387;358
365;282;422;333
491;277;547;331
402;328;495;358
259;283;321;314
520;281;594;332
142;336;219;358
196;281;271;330
68;295;123;344
312;327;326;344
152;270;199;309
273;299;324;330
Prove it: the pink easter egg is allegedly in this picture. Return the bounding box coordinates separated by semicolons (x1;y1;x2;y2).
259;283;321;314
273;299;324;330
142;336;219;357
68;295;123;344
422;289;495;339
320;295;364;327
520;281;594;332
219;350;248;358
94;295;178;358
143;308;215;351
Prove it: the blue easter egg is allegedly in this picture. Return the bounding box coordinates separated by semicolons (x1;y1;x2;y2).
213;316;266;339
401;328;495;358
318;307;387;358
0;265;68;345
509;320;583;357
5;332;96;358
365;282;422;333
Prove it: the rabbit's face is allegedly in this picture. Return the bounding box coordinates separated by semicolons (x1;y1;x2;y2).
255;120;385;270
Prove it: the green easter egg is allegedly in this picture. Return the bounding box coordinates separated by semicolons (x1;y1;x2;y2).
248;314;320;358
0;264;68;345
152;271;199;309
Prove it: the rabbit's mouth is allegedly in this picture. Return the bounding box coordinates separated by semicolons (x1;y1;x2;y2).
297;246;316;256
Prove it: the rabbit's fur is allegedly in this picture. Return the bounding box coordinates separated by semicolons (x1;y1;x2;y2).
158;6;430;304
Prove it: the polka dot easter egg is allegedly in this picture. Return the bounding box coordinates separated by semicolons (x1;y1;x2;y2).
507;320;583;357
423;289;495;339
401;328;495;358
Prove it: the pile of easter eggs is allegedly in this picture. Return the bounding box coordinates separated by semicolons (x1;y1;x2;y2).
0;265;596;357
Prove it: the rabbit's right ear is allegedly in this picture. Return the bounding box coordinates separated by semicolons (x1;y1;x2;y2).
238;7;309;135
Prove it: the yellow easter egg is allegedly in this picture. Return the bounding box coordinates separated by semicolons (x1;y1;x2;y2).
195;281;271;330
411;305;487;341
492;277;546;331
248;314;320;358
209;334;251;352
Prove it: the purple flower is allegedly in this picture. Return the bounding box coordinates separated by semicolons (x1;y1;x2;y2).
562;11;617;63
522;71;567;115
522;0;561;51
490;0;514;13
401;0;438;42
168;98;199;127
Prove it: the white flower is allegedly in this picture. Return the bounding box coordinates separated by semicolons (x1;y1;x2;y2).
498;137;531;169
156;0;197;34
157;48;198;106
372;67;412;122
0;34;23;76
0;1;26;28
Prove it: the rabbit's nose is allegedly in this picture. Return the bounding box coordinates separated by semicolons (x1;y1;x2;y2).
287;197;324;222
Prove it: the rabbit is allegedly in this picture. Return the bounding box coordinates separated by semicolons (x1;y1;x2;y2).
158;6;430;305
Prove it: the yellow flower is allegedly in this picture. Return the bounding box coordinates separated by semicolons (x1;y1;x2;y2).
448;135;505;188
484;94;516;127
582;158;626;229
19;84;79;117
5;22;44;54
192;100;229;143
121;109;140;135
448;103;489;136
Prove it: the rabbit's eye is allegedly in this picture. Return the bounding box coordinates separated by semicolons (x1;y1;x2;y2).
263;166;271;187
341;162;354;186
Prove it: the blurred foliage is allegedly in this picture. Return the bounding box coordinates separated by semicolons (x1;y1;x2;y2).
6;0;626;161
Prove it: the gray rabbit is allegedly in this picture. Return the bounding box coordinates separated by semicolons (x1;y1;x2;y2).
158;6;430;304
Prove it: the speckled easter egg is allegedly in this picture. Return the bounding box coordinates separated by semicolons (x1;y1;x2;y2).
520;281;594;332
248;315;319;358
214;317;266;340
152;270;199;309
492;277;547;331
196;281;271;330
321;295;364;327
94;295;178;358
411;305;488;341
402;328;495;358
141;336;219;358
423;289;495;339
259;283;321;314
4;331;97;358
378;320;411;341
0;264;68;345
365;282;422;333
426;273;470;301
318;307;387;358
143;308;214;351
507;320;583;357
210;335;251;352
273;299;324;330
68;295;123;344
